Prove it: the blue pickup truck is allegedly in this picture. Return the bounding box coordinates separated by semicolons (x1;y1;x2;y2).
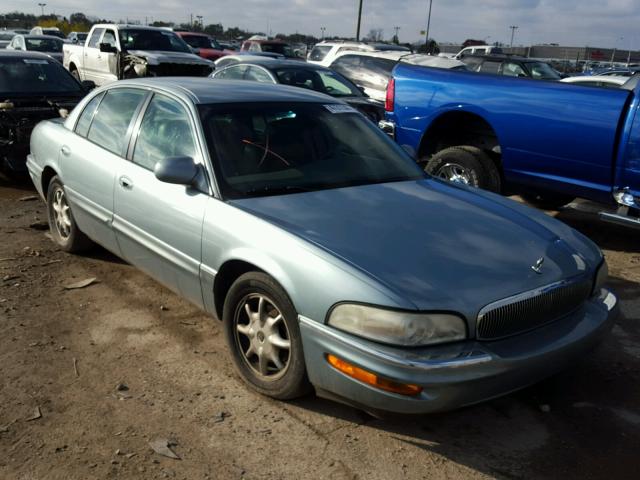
381;63;640;227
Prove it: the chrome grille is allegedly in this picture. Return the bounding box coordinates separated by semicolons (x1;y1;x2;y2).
476;277;592;341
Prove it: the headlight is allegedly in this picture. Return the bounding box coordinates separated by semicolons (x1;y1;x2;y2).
592;260;608;295
327;304;467;347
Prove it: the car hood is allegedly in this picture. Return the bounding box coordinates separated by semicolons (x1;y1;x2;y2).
230;179;597;317
126;50;213;66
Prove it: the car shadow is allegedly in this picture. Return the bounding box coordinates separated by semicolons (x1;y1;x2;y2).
288;274;640;480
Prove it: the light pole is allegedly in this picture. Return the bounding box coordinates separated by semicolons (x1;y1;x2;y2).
37;3;46;16
611;36;623;66
393;26;400;44
509;25;518;48
320;26;326;40
356;0;363;41
196;15;203;29
425;0;433;49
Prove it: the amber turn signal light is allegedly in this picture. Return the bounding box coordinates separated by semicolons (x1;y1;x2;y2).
326;354;422;397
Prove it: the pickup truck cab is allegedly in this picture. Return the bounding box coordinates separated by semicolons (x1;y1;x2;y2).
63;24;213;85
382;63;640;228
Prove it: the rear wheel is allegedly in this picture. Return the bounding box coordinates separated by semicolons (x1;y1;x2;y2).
46;176;93;252
425;146;501;193
223;272;311;400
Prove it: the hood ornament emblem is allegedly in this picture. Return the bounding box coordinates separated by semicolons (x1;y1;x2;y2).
531;257;545;274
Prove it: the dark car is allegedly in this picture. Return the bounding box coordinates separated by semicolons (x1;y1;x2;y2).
461;54;561;80
211;59;384;122
0;50;91;176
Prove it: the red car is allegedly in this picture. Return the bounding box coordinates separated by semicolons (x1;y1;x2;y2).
176;31;233;61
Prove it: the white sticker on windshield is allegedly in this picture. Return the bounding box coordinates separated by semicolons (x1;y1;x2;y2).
23;59;49;64
324;104;357;114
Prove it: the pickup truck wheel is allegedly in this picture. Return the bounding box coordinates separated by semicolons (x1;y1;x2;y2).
223;272;311;400
46;176;93;253
521;193;574;210
426;146;500;193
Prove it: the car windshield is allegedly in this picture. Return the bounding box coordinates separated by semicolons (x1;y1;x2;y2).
527;62;561;80
0;57;82;93
183;35;211;49
25;38;63;52
199;102;424;199
260;43;295;58
118;29;191;53
275;68;362;97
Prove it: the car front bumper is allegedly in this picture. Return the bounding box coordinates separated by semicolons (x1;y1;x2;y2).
299;288;618;414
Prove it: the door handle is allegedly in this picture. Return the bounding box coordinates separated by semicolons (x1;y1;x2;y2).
60;145;71;156
119;176;133;189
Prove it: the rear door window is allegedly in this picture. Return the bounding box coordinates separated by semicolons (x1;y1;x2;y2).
479;60;501;75
245;66;274;83
214;65;248;80
87;88;147;156
75;92;105;137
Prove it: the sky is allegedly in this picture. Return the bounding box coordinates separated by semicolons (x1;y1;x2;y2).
8;0;640;48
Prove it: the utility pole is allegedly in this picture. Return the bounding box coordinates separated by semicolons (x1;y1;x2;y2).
320;26;326;40
425;0;433;49
393;26;400;44
509;25;518;48
190;13;193;29
356;0;363;41
38;3;46;16
196;15;203;30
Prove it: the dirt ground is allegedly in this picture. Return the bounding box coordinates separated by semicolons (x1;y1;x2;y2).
1;175;639;480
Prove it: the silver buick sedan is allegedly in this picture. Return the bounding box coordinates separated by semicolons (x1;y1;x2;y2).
27;78;618;414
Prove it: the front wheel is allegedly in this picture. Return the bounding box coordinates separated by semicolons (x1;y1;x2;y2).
425;146;501;193
223;272;311;400
46;176;93;252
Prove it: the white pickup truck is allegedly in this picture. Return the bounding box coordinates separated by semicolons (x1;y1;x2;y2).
63;24;214;85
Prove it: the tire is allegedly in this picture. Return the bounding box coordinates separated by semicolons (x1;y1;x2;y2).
46;176;93;253
521;192;574;210
425;146;501;193
70;69;80;82
223;272;311;400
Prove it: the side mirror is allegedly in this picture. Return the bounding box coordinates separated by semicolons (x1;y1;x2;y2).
81;80;96;91
154;156;199;185
99;43;117;54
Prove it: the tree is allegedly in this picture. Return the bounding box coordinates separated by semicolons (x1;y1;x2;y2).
204;23;224;37
365;28;383;42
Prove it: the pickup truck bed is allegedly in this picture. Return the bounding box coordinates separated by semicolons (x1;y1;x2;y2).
384;64;640;226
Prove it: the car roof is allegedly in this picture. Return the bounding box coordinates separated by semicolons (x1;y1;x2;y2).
0;50;57;59
332;50;410;61
108;77;337;104
464;54;535;62
223;59;329;70
175;31;209;37
22;35;64;40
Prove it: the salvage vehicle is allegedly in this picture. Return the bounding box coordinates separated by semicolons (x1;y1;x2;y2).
308;40;410;67
7;35;64;63
175;31;232;61
460;54;561;80
329;51;466;102
26;78;616;414
0;50;90;176
63;24;214;86
211;59;385;122
382;64;640;228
